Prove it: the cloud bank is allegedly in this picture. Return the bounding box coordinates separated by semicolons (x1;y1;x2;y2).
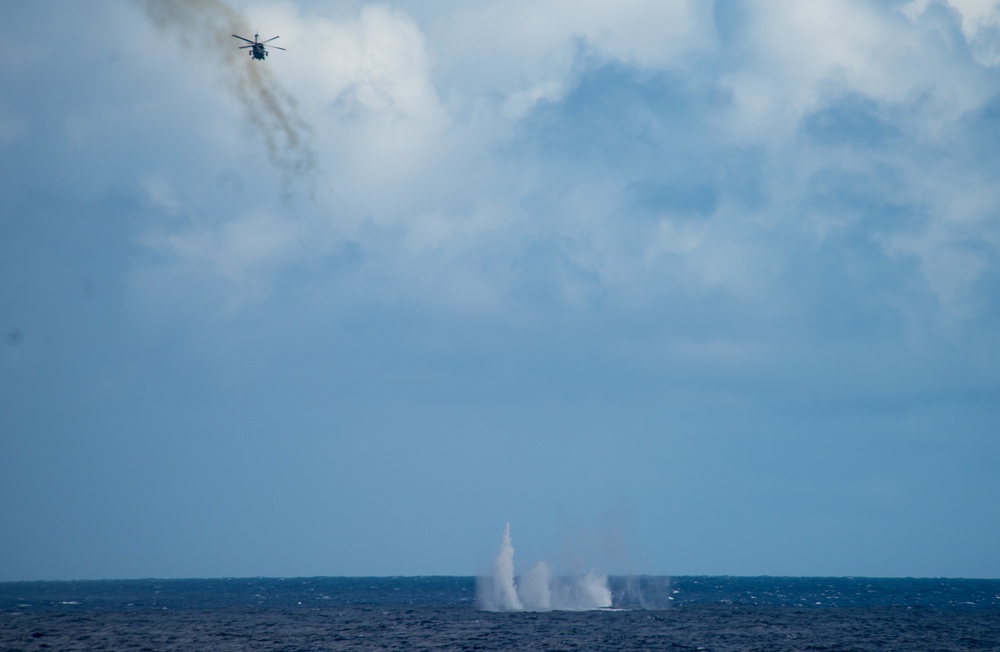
124;1;1000;388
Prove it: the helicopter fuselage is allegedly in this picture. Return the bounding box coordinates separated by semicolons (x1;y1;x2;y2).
233;33;283;61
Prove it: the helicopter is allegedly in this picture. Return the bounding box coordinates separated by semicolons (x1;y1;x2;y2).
232;33;285;60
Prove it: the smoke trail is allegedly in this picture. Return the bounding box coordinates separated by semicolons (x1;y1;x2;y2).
136;0;317;195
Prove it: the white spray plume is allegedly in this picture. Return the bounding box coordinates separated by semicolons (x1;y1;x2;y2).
518;561;553;610
477;522;612;611
490;521;523;610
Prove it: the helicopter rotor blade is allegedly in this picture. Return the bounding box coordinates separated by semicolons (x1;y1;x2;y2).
232;34;255;44
261;35;280;43
269;46;287;51
238;45;254;49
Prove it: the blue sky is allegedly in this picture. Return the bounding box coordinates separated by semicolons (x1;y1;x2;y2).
1;0;999;581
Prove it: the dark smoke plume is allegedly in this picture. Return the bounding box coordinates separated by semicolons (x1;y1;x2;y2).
137;0;317;196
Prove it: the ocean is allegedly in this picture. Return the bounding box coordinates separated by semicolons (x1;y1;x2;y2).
2;576;998;651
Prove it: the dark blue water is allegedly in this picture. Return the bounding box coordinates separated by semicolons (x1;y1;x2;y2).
2;576;998;650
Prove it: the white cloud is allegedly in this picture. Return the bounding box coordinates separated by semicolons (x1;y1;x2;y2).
908;0;1000;65
256;4;443;121
139;176;185;217
887;226;988;323
141;209;312;310
416;0;714;96
722;0;994;143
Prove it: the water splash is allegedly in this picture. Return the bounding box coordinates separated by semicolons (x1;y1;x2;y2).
490;522;523;610
518;561;552;610
477;523;612;611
